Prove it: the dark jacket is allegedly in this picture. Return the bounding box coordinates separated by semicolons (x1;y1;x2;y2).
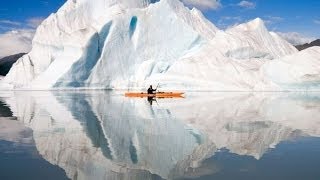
147;87;156;94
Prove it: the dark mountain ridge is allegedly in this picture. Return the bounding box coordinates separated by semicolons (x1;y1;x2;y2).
295;39;320;51
0;53;26;76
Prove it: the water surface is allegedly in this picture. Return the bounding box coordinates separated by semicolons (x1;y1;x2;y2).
0;91;319;180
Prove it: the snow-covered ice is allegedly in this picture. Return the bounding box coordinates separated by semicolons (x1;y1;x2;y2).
1;0;319;91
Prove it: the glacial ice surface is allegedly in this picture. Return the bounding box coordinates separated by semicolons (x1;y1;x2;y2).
1;0;320;91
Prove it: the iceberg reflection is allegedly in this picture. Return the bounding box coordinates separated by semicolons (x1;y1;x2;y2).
2;91;320;179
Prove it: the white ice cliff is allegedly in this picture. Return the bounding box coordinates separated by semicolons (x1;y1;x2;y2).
2;91;320;179
1;0;319;90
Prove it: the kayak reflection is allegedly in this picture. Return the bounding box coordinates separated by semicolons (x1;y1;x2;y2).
147;96;156;105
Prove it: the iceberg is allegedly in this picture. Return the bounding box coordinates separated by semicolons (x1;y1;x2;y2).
1;0;319;91
262;47;320;90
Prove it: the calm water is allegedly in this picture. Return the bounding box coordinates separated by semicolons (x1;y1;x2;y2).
0;91;320;180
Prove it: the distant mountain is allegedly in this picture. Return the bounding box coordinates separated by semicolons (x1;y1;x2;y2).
296;39;320;51
0;53;25;76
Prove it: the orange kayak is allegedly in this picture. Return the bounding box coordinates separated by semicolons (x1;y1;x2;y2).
125;92;184;98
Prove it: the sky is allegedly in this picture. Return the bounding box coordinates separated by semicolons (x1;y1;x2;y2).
0;0;319;57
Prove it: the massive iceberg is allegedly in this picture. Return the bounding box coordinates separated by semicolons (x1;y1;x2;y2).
1;0;320;90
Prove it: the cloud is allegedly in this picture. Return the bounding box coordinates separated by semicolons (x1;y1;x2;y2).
314;19;320;25
0;20;22;26
40;1;49;6
217;16;243;29
181;0;221;10
220;16;242;21
0;29;35;58
0;17;45;58
263;16;284;25
276;32;316;45
238;1;256;9
26;17;45;28
0;17;45;30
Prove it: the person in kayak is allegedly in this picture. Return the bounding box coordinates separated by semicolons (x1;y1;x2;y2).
147;85;156;94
